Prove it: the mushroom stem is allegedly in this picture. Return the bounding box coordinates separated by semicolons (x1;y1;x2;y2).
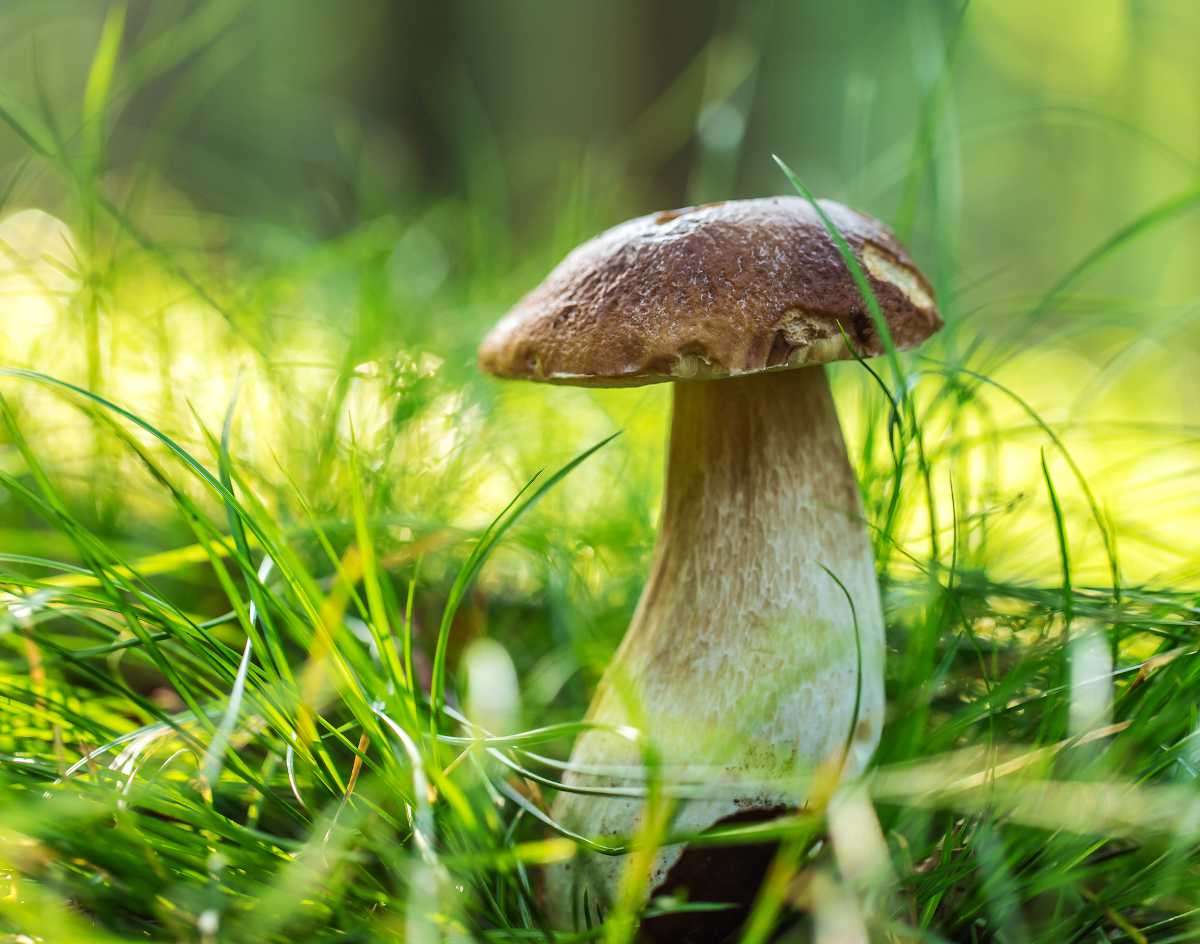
545;366;885;933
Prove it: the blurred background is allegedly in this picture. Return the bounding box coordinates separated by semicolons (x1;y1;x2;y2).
3;1;1200;939
1;0;1198;682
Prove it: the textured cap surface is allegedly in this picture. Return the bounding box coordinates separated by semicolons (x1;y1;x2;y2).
478;196;941;387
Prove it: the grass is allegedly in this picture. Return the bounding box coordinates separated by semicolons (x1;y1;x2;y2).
3;3;1200;941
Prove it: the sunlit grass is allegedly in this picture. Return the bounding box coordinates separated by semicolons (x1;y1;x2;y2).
3;2;1200;942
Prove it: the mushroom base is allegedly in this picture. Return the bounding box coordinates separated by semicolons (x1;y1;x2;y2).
641;805;792;944
544;367;885;932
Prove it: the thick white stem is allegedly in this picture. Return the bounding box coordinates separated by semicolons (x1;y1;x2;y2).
544;368;885;931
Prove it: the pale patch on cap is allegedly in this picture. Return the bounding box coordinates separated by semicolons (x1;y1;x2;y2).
862;242;934;311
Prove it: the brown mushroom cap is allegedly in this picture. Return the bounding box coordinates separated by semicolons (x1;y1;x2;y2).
478;196;941;387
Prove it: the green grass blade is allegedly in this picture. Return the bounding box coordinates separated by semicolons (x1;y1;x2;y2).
428;431;620;737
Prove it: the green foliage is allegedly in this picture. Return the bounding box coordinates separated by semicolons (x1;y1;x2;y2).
2;2;1200;942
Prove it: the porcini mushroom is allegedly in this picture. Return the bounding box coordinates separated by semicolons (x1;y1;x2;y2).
478;197;941;939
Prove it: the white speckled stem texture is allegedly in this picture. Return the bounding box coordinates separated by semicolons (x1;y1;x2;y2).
543;367;885;930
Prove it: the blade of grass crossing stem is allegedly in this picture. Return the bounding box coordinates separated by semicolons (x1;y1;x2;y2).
604;780;674;944
500;777;618;856
820;565;864;775
429;432;620;744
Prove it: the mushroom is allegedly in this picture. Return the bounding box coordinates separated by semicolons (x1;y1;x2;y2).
478;197;941;939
